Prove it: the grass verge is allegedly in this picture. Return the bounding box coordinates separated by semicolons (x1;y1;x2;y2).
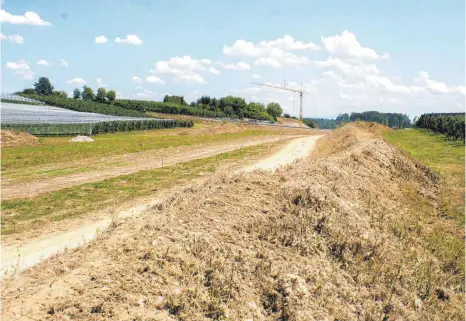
1;139;287;237
384;129;464;224
383;128;465;287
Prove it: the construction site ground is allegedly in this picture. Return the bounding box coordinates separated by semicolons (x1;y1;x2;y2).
1;123;463;320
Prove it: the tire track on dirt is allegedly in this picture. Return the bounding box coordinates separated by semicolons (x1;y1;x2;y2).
2;135;300;200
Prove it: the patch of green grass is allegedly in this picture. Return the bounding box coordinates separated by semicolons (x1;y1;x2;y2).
1;140;286;236
1;127;273;176
384;129;464;224
384;128;465;287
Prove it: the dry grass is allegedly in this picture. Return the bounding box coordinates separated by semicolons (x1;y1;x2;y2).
1;130;39;147
2;123;463;320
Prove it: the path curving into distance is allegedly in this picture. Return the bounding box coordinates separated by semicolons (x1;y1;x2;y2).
1;135;323;278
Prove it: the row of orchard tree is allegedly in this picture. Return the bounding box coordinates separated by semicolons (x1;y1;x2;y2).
22;77;117;104
115;95;282;121
73;86;116;104
415;113;465;141
20;77;284;122
167;95;283;121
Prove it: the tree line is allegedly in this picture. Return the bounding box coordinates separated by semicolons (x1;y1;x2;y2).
116;95;282;121
20;77;284;122
415;113;465;141
304;111;412;129
22;77;117;104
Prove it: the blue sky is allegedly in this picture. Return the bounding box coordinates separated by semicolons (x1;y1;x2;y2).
2;0;465;118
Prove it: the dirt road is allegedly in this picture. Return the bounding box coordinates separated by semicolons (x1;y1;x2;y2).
2;135;300;200
0;135;322;278
239;135;322;173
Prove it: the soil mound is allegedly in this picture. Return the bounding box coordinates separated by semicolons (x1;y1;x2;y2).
69;135;95;143
276;117;309;128
1;130;39;147
2;125;462;320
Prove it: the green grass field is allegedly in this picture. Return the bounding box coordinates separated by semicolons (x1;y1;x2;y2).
384;128;465;285
384;129;464;224
2;139;287;236
2;124;274;180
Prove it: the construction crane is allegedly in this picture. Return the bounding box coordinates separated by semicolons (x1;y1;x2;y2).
251;81;305;120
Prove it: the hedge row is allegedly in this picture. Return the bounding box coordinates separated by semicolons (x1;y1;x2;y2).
3;119;194;136
1;99;44;106
21;94;149;118
415;114;465;141
115;100;231;118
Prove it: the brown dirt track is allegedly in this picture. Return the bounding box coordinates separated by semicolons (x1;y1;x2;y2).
2;135;299;199
2;124;463;320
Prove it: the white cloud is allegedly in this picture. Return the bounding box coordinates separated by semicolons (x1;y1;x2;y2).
339;92;353;100
0;33;24;44
259;34;321;51
15;70;35;80
115;34;143;45
152;56;213;83
321;30;389;60
177;74;206;84
254;58;282;68
223;35;314;68
252;74;262;79
451;86;466;95
156;56;209;72
66;78;87;85
95;35;108;44
313;57;380;77
36;59;51;66
225;32;464;118
0;9;51;26
6;60;30;70
6;61;35;80
132;76;142;83
208;67;221;75
415;71;450;94
96;78;108;87
146;75;165;84
60;59;69;67
220;61;251;70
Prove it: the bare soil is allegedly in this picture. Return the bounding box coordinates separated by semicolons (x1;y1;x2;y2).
1;124;463;320
275;117;309;128
1;130;38;147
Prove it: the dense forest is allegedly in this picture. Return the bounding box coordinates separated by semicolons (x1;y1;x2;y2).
18;77;283;122
305;111;412;129
415;113;465;141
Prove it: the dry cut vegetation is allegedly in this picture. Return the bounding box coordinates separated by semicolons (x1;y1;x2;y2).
1;130;39;147
2;123;463;320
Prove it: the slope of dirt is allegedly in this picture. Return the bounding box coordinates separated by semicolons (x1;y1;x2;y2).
1;135;322;276
2;124;463;320
276;117;309;128
1;130;38;147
